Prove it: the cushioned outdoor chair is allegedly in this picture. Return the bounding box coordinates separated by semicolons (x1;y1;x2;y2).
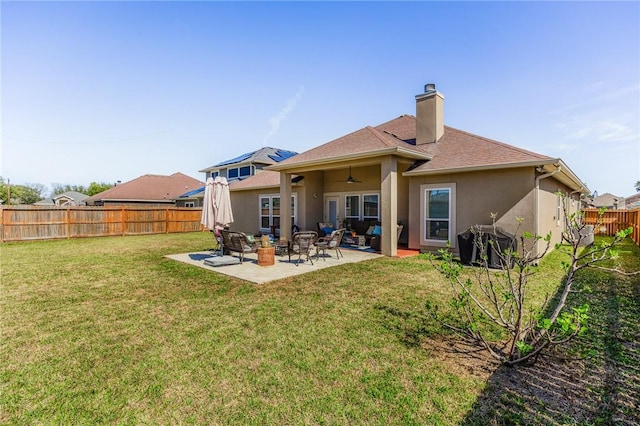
316;228;345;261
370;224;404;252
317;222;335;237
220;230;258;263
288;231;318;266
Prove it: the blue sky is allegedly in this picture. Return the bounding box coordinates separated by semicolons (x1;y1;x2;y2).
2;1;639;197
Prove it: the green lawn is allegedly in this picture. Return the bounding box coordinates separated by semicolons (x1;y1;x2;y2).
1;233;637;424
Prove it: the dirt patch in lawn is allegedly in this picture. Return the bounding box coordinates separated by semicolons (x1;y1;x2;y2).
425;336;638;425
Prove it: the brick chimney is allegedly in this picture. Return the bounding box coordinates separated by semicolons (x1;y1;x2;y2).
415;83;444;144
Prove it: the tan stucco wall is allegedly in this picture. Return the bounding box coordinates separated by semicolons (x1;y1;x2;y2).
408;167;581;255
537;176;574;250
228;190;261;233
298;171;323;231
322;165;380;193
229;183;312;235
408;168;536;252
396;162;411;244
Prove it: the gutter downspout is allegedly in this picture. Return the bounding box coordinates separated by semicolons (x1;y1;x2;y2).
535;165;561;255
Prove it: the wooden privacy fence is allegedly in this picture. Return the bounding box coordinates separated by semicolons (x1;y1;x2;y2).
0;206;203;242
582;208;640;246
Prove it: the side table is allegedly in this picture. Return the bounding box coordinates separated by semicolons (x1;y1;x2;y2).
257;247;275;266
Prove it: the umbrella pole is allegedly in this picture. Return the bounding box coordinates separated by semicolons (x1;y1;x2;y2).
215;232;223;257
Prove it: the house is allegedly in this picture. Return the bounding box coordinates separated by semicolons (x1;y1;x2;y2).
34;191;89;206
586;192;626;210
181;147;299;207
225;84;589;257
625;193;640;210
84;172;204;207
199;147;298;182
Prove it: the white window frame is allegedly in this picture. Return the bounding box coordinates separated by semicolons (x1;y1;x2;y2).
557;189;565;228
227;165;253;180
420;183;456;248
344;194;360;220
362;193;380;221
258;193;297;234
343;192;380;221
185;202;195;208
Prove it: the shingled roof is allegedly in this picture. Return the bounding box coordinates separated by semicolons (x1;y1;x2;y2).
271;114;552;173
85;172;204;203
229;170;304;191
199;147;298;173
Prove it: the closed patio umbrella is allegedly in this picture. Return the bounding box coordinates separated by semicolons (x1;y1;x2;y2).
212;176;234;232
200;177;216;231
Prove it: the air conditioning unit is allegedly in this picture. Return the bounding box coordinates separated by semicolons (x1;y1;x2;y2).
572;225;594;246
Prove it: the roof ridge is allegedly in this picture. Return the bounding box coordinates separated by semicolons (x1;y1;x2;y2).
364;126;398;148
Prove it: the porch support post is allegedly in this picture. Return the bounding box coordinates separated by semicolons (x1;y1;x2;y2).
380;156;398;256
280;171;292;240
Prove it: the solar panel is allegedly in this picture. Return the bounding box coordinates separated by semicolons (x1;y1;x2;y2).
268;149;298;162
215;151;254;167
179;186;205;198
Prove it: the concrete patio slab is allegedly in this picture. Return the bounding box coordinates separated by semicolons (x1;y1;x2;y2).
165;248;383;284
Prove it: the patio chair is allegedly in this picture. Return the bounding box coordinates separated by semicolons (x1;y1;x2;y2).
220;230;258;263
288;231;318;266
317;222;335;237
316;228;345;261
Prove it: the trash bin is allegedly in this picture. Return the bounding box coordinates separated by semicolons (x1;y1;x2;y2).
458;225;516;269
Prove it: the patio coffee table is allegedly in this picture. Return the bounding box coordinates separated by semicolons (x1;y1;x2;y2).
342;234;366;248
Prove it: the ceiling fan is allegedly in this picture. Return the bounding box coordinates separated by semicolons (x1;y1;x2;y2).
344;166;362;184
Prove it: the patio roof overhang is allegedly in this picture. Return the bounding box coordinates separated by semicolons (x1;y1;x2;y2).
265;147;432;174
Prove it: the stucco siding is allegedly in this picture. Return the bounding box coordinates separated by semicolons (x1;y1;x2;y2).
229;190;261;233
537;176;574;250
408;167;536;252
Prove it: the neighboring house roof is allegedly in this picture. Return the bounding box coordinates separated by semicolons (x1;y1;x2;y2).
199;147;298;173
625;193;640;209
179;186;205;198
34;191;89;206
85;172;204;203
229;170;304;192
591;192;625;209
55;191;89;204
268;114;586;192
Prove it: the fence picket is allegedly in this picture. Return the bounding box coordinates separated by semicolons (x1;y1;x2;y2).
581;208;640;246
0;206;203;242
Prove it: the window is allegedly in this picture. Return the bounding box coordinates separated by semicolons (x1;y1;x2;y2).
227;165;253;180
210;171;219;179
185;202;195;208
420;183;456;247
343;193;380;222
345;195;360;220
557;190;564;227
363;194;379;221
259;194;296;233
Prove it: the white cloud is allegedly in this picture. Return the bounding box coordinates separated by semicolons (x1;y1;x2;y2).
264;86;305;144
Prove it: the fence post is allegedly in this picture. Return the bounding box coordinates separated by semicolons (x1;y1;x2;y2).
121;207;126;236
66;206;71;239
0;206;4;243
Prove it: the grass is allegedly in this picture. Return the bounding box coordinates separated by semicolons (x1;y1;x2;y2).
1;233;637;424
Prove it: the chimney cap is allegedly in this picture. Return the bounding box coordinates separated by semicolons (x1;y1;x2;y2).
424;83;436;93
